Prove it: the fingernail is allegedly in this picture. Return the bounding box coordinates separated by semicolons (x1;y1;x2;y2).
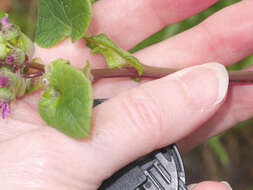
221;181;232;190
175;62;229;109
188;183;197;190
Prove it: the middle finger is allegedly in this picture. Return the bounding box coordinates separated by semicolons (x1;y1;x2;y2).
93;0;253;98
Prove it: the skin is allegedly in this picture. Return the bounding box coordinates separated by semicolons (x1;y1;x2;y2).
0;0;252;189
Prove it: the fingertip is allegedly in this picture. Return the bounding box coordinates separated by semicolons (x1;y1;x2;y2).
188;181;232;190
172;62;228;110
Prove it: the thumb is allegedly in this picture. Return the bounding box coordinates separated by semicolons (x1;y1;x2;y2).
79;62;229;181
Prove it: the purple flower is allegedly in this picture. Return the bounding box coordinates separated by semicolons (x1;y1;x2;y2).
5;48;25;65
0;76;9;87
5;55;14;64
1;16;9;26
0;101;10;119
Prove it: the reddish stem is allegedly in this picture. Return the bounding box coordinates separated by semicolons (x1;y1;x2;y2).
28;62;45;72
25;71;44;79
91;65;253;83
27;62;253;83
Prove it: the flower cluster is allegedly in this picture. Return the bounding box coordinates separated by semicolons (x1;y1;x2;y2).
0;16;34;119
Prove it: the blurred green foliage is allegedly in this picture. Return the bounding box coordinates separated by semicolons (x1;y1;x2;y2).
130;0;241;52
130;0;252;70
207;135;230;166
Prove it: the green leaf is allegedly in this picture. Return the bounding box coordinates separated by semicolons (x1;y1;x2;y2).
86;34;143;76
36;0;92;48
38;59;93;138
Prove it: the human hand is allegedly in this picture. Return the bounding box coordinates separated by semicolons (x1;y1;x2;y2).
1;0;252;189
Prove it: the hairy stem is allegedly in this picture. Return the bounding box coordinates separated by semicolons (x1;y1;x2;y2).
27;62;253;83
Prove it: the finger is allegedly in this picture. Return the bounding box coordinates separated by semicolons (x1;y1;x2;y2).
34;0;218;67
135;0;253;68
178;82;253;152
89;0;218;49
78;63;228;180
93;0;253;98
93;0;253;150
188;181;232;190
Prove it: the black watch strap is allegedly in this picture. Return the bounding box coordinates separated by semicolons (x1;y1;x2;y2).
93;99;187;190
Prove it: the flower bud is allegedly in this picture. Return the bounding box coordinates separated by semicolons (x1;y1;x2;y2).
0;43;7;60
1;23;20;41
18;32;35;61
0;88;11;101
0;76;9;87
0;67;18;92
5;48;25;65
0;67;30;99
0;32;5;43
15;77;27;97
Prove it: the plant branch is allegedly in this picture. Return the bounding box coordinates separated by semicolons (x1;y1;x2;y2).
27;62;253;83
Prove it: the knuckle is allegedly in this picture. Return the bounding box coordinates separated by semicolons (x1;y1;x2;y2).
201;22;226;61
119;87;165;143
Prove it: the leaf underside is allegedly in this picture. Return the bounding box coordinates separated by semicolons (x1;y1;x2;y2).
38;59;93;138
86;34;143;76
36;0;92;48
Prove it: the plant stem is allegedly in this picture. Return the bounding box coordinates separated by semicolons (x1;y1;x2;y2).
91;65;253;83
27;62;253;83
28;62;45;72
25;71;44;79
91;65;176;80
228;71;253;83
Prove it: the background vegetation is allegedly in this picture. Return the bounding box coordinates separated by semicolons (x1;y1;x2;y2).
1;0;253;189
